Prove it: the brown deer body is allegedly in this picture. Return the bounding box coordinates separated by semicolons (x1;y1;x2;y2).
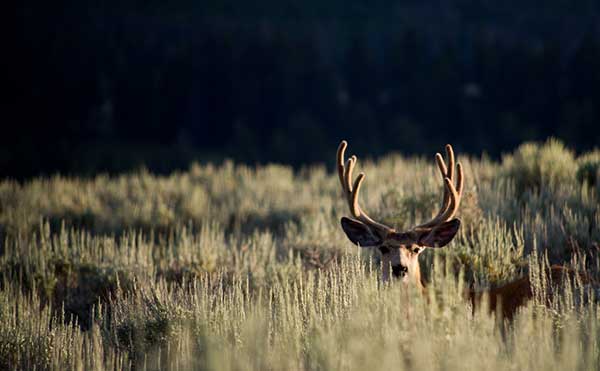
467;265;592;319
336;141;589;319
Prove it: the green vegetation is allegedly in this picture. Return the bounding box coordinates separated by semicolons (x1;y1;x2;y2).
1;139;600;370
502;138;577;193
577;150;600;187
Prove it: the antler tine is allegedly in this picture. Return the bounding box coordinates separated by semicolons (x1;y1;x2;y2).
416;144;464;229
456;162;464;197
344;157;356;202
351;173;365;217
337;141;347;189
336;141;393;237
446;144;455;183
337;141;356;214
435;153;450;215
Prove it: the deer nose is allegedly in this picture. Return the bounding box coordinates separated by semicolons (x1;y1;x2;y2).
392;265;408;278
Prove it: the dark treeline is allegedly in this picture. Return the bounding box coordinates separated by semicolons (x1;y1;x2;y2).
5;1;600;179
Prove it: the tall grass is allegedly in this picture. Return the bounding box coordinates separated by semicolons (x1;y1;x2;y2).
1;139;599;370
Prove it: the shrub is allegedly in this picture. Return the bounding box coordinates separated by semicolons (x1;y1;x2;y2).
502;138;576;194
576;149;600;187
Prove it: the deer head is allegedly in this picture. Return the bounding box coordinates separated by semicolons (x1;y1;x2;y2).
337;141;464;287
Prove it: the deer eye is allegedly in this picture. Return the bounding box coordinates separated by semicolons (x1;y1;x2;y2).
412;247;421;254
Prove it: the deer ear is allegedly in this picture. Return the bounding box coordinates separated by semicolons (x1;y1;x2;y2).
418;219;461;248
341;217;382;247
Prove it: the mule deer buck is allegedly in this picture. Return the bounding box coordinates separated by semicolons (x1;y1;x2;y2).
337;140;592;319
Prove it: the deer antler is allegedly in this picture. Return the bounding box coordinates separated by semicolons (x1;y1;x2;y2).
337;141;394;238
415;144;464;229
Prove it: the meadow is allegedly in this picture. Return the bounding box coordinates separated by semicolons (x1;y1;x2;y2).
1;138;600;370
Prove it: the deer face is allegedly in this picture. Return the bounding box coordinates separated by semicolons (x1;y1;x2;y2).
336;141;463;286
341;216;461;283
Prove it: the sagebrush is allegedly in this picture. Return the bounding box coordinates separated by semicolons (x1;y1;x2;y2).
1;139;599;370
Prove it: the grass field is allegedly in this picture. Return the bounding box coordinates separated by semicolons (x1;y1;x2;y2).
1;138;600;370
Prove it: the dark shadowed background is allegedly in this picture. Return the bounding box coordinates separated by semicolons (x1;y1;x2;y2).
5;1;600;179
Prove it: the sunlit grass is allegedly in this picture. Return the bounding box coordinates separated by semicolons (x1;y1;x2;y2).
1;139;599;370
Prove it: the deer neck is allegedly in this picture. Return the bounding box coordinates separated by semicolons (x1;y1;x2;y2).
413;262;426;292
